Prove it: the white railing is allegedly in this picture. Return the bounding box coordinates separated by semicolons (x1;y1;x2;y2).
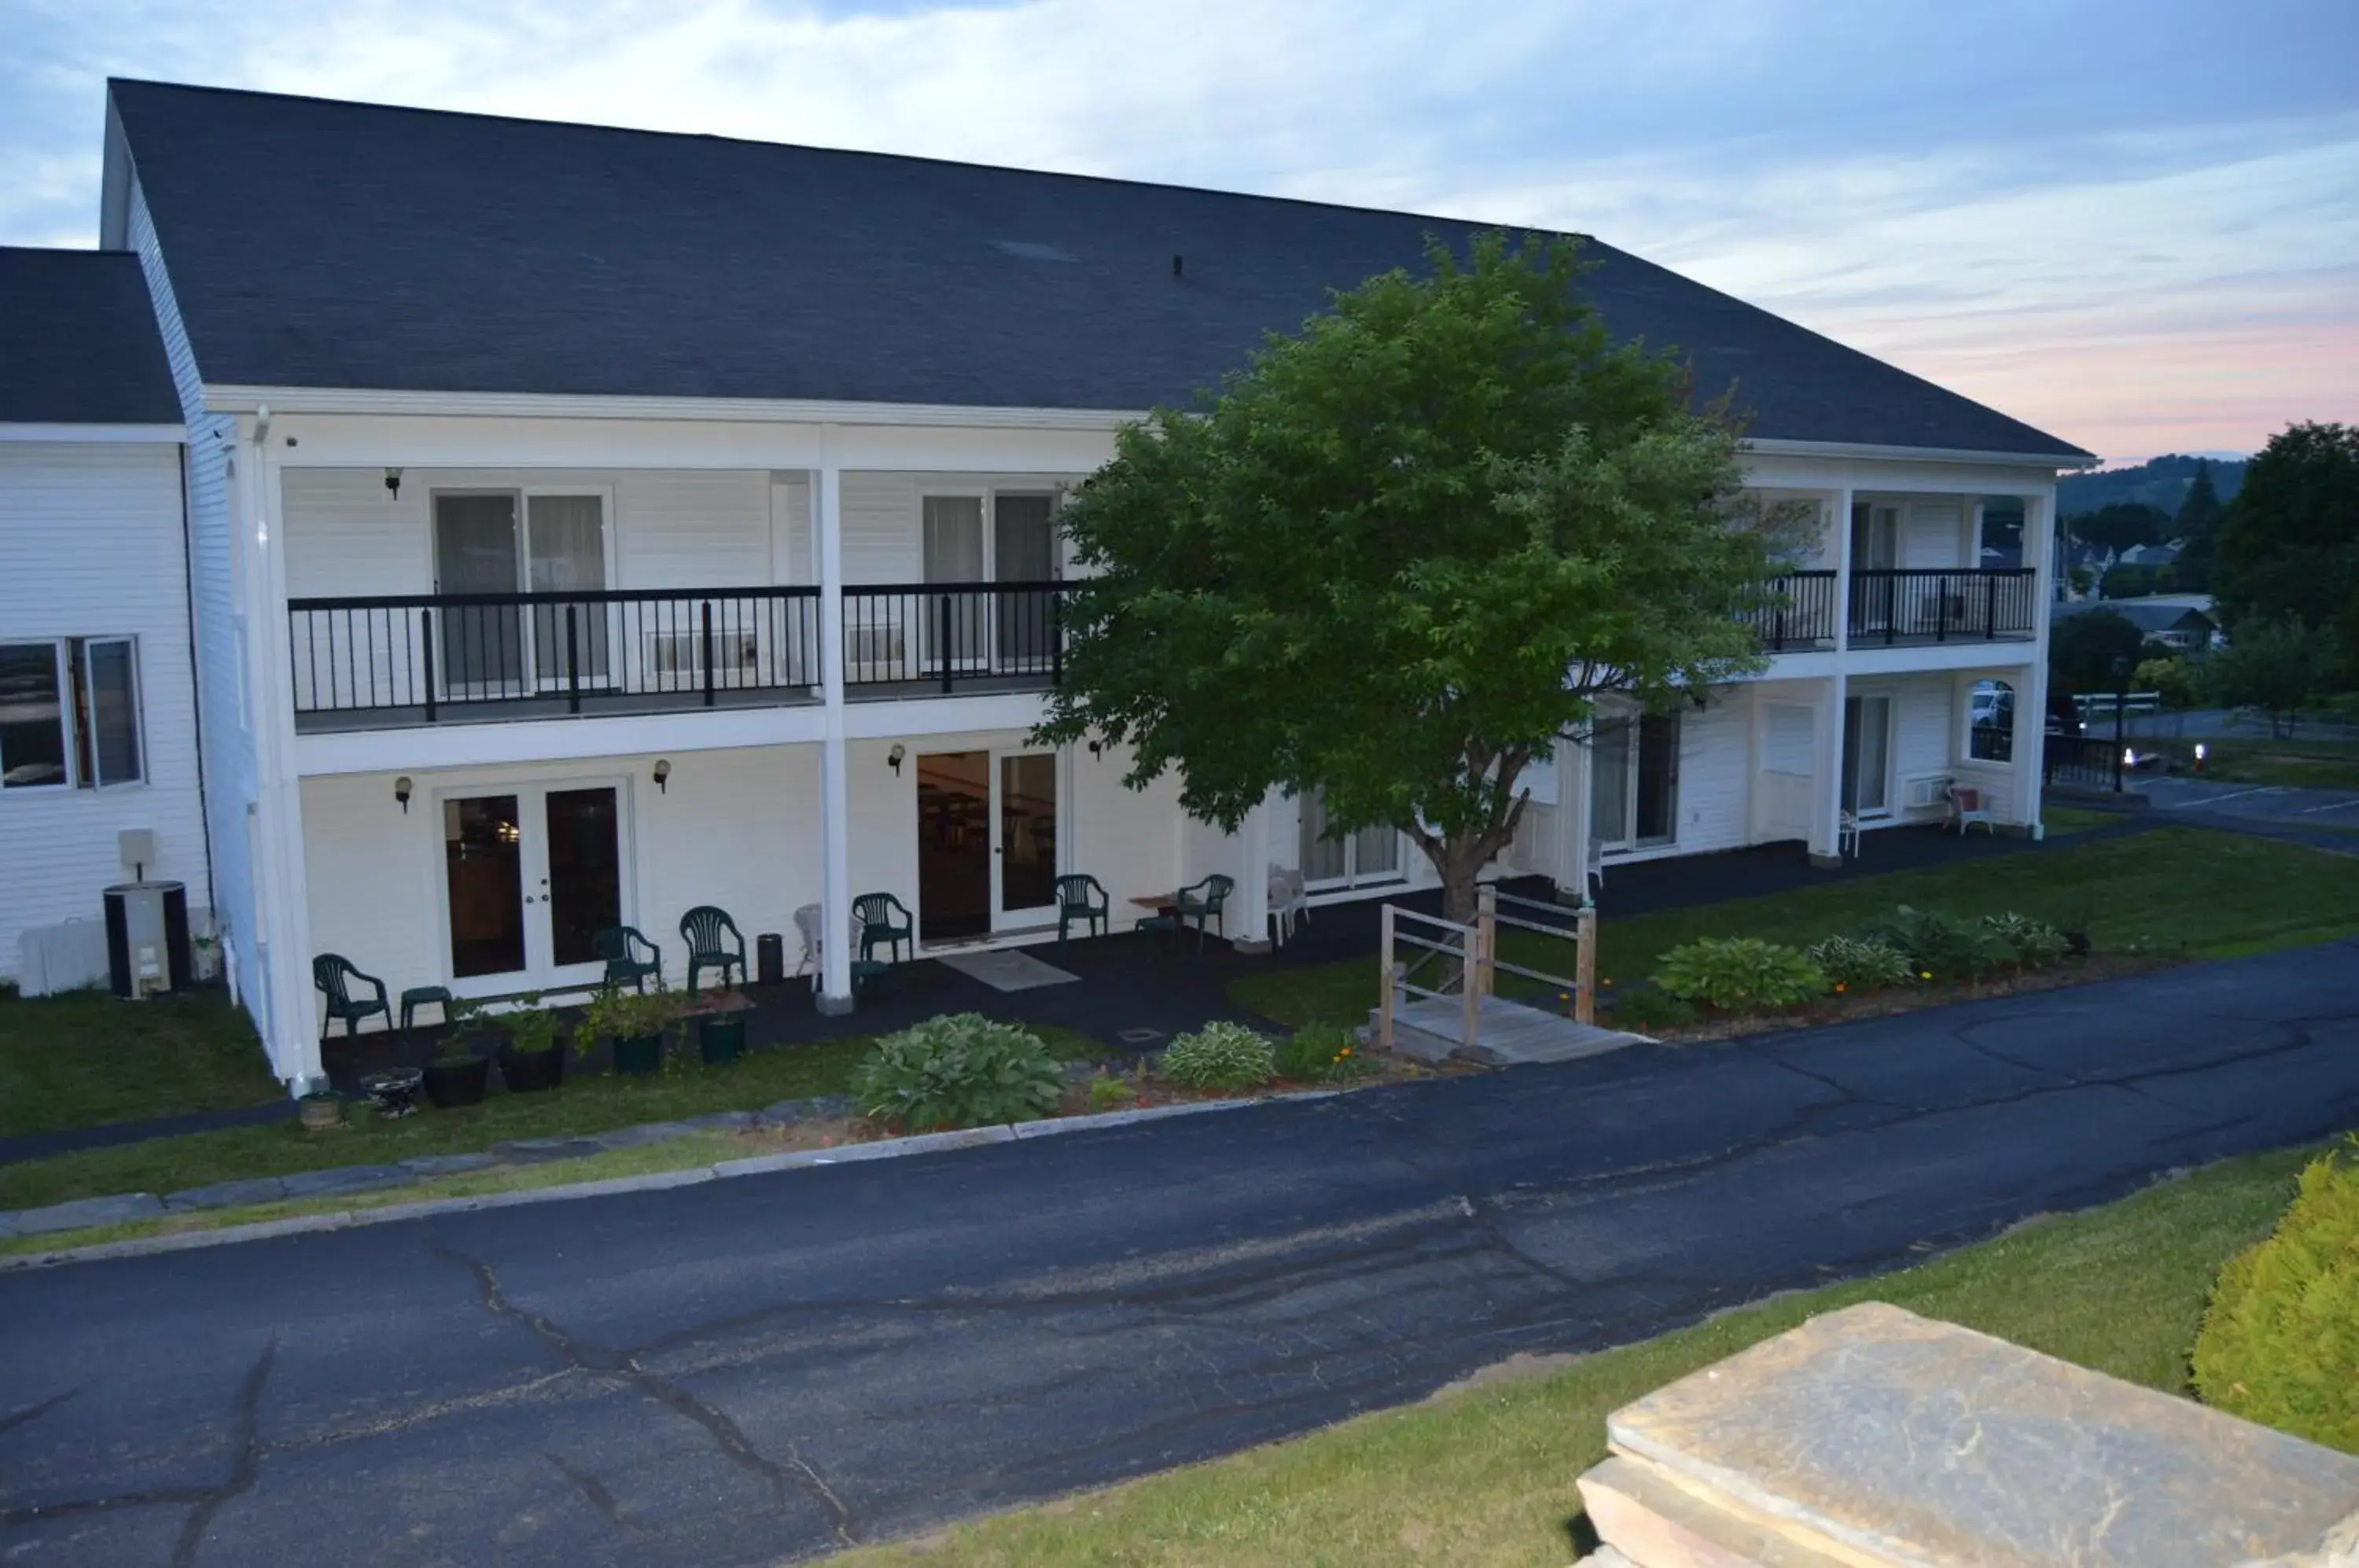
1377;885;1597;1054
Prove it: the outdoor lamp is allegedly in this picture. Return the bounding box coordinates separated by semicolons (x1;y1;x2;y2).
888;744;906;776
653;759;672;794
393;776;413;814
384;466;403;499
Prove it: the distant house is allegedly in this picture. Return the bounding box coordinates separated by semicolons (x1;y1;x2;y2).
2052;595;2216;653
2115;542;2181;569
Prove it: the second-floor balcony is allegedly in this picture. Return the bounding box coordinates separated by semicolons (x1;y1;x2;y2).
289;582;1080;732
1847;568;2037;646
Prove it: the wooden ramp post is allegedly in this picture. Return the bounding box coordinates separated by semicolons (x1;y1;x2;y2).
1378;904;1397;1052
1575;904;1597;1025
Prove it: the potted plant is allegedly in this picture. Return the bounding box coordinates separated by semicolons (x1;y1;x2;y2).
495;993;567;1094
421;998;492;1109
580;983;679;1078
691;990;749;1067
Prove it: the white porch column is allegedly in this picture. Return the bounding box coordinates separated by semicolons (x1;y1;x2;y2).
2010;657;2048;834
815;451;855;1013
1808;670;1849;868
252;421;322;1088
1555;731;1592;903
1831;485;1854;653
1231;789;1275;952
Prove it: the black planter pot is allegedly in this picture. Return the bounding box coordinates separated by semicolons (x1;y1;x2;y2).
696;1013;747;1067
613;1032;664;1077
422;1055;491;1108
499;1043;566;1093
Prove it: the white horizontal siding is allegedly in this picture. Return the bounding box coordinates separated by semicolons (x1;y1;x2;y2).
1666;686;1754;856
0;441;209;979
1903;500;1967;569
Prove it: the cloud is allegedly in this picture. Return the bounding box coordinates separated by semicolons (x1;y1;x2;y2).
3;0;2353;458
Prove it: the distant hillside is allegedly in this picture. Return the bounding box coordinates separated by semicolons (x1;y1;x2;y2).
2060;454;2245;518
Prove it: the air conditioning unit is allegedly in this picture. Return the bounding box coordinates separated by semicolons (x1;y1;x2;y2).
645;630;760;680
846;625;907;676
1901;774;1953;810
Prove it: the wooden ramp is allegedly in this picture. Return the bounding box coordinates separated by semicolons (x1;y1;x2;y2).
1377;992;1651;1067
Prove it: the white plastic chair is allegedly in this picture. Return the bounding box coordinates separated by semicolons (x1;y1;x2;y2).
1267;866;1310;946
1838;810;1863;859
1946;784;1998;837
792;903;824;990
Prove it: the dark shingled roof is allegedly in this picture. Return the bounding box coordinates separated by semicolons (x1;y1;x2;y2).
111;79;2087;459
0;247;182;425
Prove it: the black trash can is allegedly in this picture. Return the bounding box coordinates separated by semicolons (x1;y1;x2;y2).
756;931;786;986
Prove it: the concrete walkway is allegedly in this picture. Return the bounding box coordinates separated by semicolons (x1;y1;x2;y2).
6;940;2356;1566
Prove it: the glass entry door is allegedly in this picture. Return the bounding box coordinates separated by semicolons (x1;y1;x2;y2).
1590;712;1680;851
1842;695;1893;815
995;752;1058;928
441;781;627;988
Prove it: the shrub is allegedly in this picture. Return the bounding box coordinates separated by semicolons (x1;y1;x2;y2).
849;1013;1064;1132
1610;987;1695;1032
1861;905;2011;982
1276;1023;1374;1083
2192;1144;2359;1453
1651;938;1827;1014
1159;1021;1277;1091
1085;1073;1137;1111
1805;935;1916;994
1981;911;2068;970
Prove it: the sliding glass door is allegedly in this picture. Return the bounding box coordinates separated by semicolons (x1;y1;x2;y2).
1590;712;1680;851
440;780;628;989
1842;694;1893;815
1298;786;1401;891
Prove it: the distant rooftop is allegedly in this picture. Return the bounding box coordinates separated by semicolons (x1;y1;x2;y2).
109;79;2089;460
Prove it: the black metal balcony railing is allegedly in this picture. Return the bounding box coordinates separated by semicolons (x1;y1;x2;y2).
2043;731;2123;793
841;581;1078;696
1847;569;2037;645
1745;570;1839;651
288;587;823;726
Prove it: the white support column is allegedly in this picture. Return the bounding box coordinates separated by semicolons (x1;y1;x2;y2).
1809;670;1849;868
1231;790;1274;953
815;449;855;1013
251;421;322;1088
1831;485;1855;653
1556;731;1592;904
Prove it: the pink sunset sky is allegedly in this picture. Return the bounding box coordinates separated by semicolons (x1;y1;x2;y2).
5;0;2352;462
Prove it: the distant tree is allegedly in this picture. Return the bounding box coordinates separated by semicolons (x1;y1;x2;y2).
2214;423;2359;677
2134;655;2203;711
2172;457;2226;590
2049;609;2147;695
2203;619;2342;737
2066;565;2096;598
2100;562;2166;599
2066;501;2171;555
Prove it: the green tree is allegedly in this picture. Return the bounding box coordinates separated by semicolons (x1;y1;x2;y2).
2173;458;2226;591
2066;501;2170;555
2048;608;2146;695
2100;562;2166;599
2204;617;2344;737
2214;422;2359;674
1037;233;1785;923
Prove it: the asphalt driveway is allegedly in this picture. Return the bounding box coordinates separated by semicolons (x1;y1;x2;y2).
6;941;2358;1566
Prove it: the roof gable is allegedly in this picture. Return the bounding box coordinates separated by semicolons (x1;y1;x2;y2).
0;248;181;425
110;79;2085;458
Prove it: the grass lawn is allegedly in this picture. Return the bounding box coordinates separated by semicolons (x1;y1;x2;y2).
0;988;280;1138
2041;804;2124;836
834;1139;2331;1567
2144;734;2359;790
0;1022;1102;1213
1234;826;2359;1029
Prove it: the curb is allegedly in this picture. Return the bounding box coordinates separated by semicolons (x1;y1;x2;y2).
0;1090;1343;1271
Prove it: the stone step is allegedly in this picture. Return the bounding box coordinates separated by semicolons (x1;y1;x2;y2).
1577;1455;1853;1568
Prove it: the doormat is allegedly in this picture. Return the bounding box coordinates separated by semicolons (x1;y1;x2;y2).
936;949;1081;992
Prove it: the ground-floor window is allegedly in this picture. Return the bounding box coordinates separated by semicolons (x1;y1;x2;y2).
0;636;144;790
1591;711;1680;850
1967;678;2015;762
1298;786;1403;889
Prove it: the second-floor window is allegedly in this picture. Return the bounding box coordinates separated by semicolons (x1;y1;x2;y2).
0;637;145;790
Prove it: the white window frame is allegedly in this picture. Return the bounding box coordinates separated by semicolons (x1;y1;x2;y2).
1963;676;2015;764
0;635;146;793
1590;707;1681;855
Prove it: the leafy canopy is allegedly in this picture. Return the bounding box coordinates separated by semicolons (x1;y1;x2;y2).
1037;232;1781;907
2214;421;2359;671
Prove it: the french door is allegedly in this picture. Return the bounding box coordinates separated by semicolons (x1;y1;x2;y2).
441;781;627;990
1298;786;1402;891
1590;712;1680;852
915;748;1062;943
920;492;1058;675
1842;695;1893;816
1849;502;1901;635
432;491;613;696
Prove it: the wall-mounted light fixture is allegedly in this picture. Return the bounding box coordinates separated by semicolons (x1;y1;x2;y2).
1087;739;1103;759
888;744;906;777
385;467;403;499
393;776;414;814
653;759;672;795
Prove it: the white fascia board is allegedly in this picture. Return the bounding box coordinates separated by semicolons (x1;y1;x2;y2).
1743;436;2095;470
201;385;1143;432
293;705;831;776
1841;641;2042;679
0;422;185;444
841;691;1049;741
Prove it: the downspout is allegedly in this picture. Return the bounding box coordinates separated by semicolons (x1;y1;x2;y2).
175;440;219;933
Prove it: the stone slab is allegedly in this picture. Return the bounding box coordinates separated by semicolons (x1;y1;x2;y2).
163;1177;291;1213
278;1165;413;1199
489;1136;612;1165
588;1121;705;1149
934;948;1080;992
1606;1301;2359;1568
1579;1454;1851;1568
677;1110;757;1133
758;1094;856;1127
398;1153;498;1177
10;1192;167;1235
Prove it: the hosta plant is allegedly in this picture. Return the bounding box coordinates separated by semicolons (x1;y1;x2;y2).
849;1013;1064;1131
1862;905;2012;983
1651;938;1827;1014
1159;1021;1278;1091
1805;935;1916;994
1981;911;2068;970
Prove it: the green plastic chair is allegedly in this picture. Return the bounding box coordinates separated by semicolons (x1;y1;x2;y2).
592;926;662;992
1055;874;1110;942
313;954;390;1041
679;905;747;993
852;893;914;963
1172;874;1235;949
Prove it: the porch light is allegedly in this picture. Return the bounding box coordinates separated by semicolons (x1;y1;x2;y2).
384;467;403;499
888;744;906;777
1087;739;1103;759
653;759;672;794
393;776;412;814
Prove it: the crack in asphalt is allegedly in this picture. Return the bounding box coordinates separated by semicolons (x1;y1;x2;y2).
0;1386;79;1438
429;1242;861;1549
546;1452;639;1533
